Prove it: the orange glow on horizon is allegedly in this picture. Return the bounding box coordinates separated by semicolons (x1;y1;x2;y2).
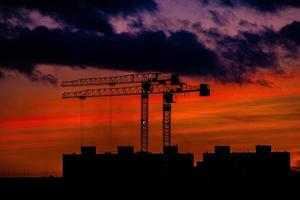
0;67;300;176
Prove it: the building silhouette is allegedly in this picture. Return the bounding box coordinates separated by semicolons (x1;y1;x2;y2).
0;145;293;197
196;145;290;179
63;146;194;182
63;144;291;187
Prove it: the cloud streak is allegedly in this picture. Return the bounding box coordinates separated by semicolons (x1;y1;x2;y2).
0;0;157;33
200;0;300;12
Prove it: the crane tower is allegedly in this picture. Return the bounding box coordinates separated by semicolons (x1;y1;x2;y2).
62;72;210;152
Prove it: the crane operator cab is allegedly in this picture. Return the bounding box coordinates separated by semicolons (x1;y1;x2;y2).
199;84;210;96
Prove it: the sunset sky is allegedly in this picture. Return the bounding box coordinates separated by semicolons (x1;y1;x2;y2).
0;0;300;177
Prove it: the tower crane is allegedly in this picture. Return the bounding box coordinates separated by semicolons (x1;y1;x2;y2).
62;72;182;152
62;76;210;152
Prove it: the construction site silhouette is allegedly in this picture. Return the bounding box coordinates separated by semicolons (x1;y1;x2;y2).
1;73;299;198
1;144;299;198
63;145;290;183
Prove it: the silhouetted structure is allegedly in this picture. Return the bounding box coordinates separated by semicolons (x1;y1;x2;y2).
62;73;210;152
62;143;292;194
196;145;290;179
0;145;294;198
63;146;194;182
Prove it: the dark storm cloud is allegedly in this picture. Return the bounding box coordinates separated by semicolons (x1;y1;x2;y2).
193;26;279;78
218;31;279;71
1;21;300;85
0;0;157;33
0;25;221;79
244;21;300;54
198;21;300;83
229;21;300;63
200;0;300;12
279;21;300;47
0;0;157;84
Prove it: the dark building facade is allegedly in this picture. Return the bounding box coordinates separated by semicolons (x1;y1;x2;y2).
63;144;290;185
197;145;290;178
63;146;194;182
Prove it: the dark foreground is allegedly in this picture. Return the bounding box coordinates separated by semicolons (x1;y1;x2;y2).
1;173;300;199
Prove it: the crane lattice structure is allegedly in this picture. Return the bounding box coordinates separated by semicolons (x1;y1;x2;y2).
61;72;175;87
62;72;210;152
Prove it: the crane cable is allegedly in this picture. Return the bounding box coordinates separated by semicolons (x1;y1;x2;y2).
80;97;85;147
109;96;113;152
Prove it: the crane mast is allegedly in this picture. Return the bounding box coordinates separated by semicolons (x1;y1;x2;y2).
162;93;173;148
141;91;149;152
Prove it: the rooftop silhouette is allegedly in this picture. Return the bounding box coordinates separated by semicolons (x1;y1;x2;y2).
0;145;297;198
63;145;290;183
196;145;290;179
63;145;194;182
